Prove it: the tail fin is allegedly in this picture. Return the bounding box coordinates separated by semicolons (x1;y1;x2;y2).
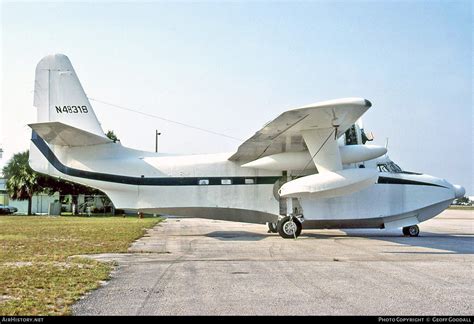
33;53;106;138
30;54;109;175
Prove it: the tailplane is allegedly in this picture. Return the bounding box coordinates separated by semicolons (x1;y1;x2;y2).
29;122;111;147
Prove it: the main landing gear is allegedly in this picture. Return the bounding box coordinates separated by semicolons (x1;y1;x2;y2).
267;222;278;233
277;215;303;239
402;225;420;237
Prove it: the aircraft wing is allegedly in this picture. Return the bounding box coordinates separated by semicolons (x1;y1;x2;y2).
228;97;372;164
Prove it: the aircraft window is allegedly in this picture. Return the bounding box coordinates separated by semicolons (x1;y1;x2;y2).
221;179;232;185
377;164;390;173
245;178;255;184
377;162;403;173
389;162;403;173
198;179;209;185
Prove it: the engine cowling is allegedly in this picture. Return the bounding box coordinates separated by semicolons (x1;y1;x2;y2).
241;145;387;171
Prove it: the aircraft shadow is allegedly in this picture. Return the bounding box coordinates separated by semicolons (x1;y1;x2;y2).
304;229;473;255
373;234;473;255
206;228;473;254
206;231;269;241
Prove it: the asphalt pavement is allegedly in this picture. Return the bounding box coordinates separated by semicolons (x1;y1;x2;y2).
72;209;473;315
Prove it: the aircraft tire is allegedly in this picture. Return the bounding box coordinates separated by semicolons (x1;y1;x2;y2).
277;216;302;239
267;222;278;233
402;227;410;236
403;225;419;237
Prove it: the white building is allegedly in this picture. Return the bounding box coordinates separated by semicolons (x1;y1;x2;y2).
0;178;7;206
0;178;108;215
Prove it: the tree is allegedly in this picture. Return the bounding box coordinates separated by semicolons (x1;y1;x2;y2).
2;151;41;215
455;196;470;205
3;150;112;215
106;130;119;142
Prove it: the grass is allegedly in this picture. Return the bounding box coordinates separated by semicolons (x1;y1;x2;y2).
448;205;474;210
0;215;161;315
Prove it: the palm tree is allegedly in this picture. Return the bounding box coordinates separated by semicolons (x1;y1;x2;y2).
2;151;40;215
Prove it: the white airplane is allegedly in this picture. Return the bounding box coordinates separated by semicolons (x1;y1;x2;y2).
29;54;465;238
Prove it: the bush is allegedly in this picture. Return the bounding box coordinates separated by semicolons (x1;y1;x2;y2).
92;206;113;214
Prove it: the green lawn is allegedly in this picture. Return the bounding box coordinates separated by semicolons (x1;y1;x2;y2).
0;216;161;315
448;205;474;210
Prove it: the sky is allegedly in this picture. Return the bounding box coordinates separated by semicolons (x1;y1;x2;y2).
1;0;472;195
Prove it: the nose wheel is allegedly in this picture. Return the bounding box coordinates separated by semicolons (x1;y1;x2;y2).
402;225;419;237
277;216;302;239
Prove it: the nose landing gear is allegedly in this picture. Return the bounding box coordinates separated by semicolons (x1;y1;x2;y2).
402;225;420;237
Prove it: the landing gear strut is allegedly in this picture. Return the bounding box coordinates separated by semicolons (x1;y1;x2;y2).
402;225;419;237
277;215;302;239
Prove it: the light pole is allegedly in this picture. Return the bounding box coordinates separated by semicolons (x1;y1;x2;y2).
155;130;161;153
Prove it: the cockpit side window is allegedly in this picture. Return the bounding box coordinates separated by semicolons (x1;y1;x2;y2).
390;162;403;173
377;162;403;173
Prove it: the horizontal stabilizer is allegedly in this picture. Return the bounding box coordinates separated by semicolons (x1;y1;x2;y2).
279;168;378;199
29;121;111;147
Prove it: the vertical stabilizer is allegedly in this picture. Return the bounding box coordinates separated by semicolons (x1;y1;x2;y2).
33;53;106;138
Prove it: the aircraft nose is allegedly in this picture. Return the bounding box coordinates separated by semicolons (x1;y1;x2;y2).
453;184;465;199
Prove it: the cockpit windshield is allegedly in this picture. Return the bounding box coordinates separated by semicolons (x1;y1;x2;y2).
377;161;403;173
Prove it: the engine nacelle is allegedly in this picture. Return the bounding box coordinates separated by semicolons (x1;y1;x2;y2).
241;145;387;171
340;145;387;164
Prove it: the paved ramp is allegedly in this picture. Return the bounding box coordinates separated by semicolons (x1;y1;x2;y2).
73;210;474;315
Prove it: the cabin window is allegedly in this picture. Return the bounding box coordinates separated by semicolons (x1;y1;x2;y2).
245;178;255;184
198;179;209;185
221;179;232;185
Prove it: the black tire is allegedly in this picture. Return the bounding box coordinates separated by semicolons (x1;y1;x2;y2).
408;225;419;237
277;216;302;239
403;225;419;237
267;222;278;233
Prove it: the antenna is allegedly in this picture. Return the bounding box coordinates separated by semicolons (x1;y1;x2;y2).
88;97;243;142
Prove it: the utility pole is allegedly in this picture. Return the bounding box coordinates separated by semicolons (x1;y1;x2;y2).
155;130;161;153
